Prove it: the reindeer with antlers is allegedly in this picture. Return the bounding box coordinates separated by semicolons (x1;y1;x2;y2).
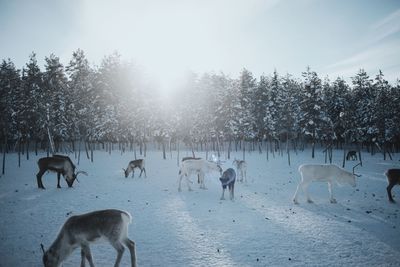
293;163;361;204
36;155;87;189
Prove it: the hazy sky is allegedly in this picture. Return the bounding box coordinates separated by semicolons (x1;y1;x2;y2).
1;0;399;89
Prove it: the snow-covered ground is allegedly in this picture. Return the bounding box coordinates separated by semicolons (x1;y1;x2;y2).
0;148;399;266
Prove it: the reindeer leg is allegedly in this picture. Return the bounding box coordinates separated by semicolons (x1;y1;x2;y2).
387;182;396;203
111;241;125;267
220;188;226;200
230;183;235;201
186;175;193;191
293;182;302;204
57;173;61;188
81;244;95;267
80;248;86;267
302;182;313;203
328;182;337;203
131;170;134;178
178;175;183;192
36;171;46;189
143;168;147;178
124;238;137;267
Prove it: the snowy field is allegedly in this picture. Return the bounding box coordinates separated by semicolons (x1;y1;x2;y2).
0;148;399;267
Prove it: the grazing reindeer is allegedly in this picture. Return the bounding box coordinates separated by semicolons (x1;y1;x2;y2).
233;159;247;183
219;168;236;200
178;159;222;191
385;169;400;203
41;209;137;267
36;155;87;189
293;163;361;204
123;159;146;178
182;157;201;183
346;150;358;161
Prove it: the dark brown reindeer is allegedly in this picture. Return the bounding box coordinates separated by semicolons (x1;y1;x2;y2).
123;159;147;178
385;169;400;203
36;155;87;189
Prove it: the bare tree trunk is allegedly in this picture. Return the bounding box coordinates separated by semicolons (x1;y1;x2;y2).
177;141;180;167
242;139;246;160
2;135;6;175
228;139;231;160
26;139;29;160
342;149;346;168
90;141;94;163
84;140;90;160
18;140;21;167
78;140;81;165
162;141;166;160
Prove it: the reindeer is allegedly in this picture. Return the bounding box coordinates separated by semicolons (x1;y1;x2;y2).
178;159;222;191
123;159;146;178
293;163;361;204
346;150;358;161
385;169;400;203
41;209;137;267
219;168;236;200
36;155;87;189
182;157;201;183
233;159;247;183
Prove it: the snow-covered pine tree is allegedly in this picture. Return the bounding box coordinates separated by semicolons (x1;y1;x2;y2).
252;74;269;141
324;77;350;147
299;67;325;157
238;69;257;143
278;74;301;145
21;53;44;148
66;49;94;147
0;59;21;147
373;70;391;155
43;54;69;151
350;69;375;145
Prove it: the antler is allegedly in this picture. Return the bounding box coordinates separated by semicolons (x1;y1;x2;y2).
74;171;88;183
353;162;362;177
40;243;45;255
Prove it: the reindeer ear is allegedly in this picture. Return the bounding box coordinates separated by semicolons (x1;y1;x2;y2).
40;243;46;255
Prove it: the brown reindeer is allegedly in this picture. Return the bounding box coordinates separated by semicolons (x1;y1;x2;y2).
36;155;87;189
385;169;400;203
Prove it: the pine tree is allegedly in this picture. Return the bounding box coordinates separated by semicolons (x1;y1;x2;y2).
43;54;69;148
299;67;325;157
324;77;350;146
21;52;44;143
66;49;94;142
373;70;390;146
238;68;257;140
0;59;21;144
350;69;375;143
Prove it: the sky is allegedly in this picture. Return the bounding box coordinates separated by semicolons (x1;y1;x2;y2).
0;0;399;90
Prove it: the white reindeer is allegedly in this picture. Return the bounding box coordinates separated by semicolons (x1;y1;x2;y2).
178;159;222;191
123;159;146;178
293;163;361;204
41;209;137;267
233;159;247;183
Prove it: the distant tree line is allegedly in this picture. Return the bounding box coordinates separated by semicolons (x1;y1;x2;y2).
1;49;400;157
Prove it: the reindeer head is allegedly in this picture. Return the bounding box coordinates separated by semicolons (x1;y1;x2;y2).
41;244;59;267
66;171;88;187
123;168;129;178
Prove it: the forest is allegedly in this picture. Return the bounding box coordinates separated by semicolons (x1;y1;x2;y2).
1;49;399;161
